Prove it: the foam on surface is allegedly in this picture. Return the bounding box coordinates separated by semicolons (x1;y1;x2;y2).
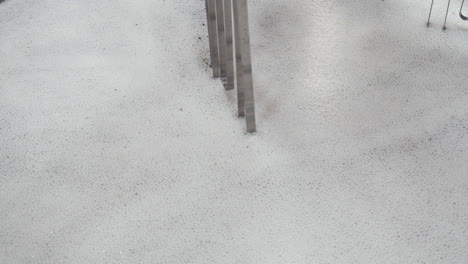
1;0;467;263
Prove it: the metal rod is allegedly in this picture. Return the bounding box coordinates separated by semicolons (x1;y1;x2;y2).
427;0;435;26
443;0;451;30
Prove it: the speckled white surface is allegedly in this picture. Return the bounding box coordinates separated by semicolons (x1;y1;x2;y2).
1;0;467;263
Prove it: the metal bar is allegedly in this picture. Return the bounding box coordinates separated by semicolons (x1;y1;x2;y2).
234;0;256;133
223;0;235;90
215;0;227;78
427;0;435;27
233;0;245;117
206;0;220;77
443;0;452;30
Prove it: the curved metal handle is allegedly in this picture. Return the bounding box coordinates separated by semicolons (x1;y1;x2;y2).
460;0;468;20
461;0;468;20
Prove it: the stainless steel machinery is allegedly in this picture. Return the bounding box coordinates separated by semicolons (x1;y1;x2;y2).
205;0;256;133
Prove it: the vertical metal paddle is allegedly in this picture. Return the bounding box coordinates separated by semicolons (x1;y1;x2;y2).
233;0;256;132
206;0;220;77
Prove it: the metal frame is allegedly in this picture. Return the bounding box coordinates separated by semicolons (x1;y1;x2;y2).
427;0;467;29
205;0;256;133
